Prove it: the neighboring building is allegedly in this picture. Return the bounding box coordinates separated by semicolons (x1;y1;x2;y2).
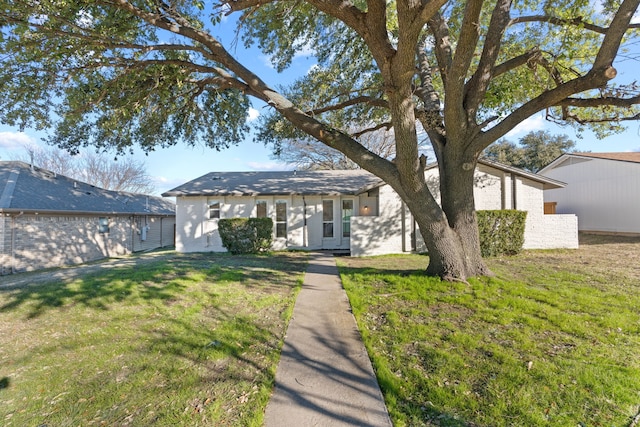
162;159;578;257
0;161;176;275
539;152;640;235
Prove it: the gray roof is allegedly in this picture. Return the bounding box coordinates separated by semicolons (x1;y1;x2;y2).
162;159;565;197
475;158;566;189
162;170;385;197
0;161;175;215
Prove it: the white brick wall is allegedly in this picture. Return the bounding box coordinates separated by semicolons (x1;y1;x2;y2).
523;214;579;249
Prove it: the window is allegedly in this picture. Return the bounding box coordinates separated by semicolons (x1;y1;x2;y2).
98;217;109;234
208;201;220;219
275;200;287;238
342;200;353;237
256;200;268;218
322;200;334;238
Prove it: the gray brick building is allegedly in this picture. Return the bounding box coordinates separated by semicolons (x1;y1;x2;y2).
1;161;175;275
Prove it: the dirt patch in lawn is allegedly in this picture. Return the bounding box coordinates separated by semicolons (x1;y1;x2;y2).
495;232;640;282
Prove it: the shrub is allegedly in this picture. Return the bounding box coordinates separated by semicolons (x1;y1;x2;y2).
218;218;273;254
477;210;527;257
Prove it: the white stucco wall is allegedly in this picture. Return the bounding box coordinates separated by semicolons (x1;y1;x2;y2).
354;164;578;256
542;157;640;234
350;185;409;256
174;194;362;253
173;163;579;256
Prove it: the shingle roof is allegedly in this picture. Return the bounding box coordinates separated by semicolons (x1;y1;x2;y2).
571;152;640;163
0;161;174;215
162;159;565;197
162;170;385;197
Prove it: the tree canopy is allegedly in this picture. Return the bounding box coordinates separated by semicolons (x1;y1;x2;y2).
483;131;577;172
1;0;639;279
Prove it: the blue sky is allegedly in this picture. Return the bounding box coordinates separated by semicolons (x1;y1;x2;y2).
1;10;639;196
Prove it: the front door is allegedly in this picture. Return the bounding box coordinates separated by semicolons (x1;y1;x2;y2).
320;198;354;250
321;199;338;249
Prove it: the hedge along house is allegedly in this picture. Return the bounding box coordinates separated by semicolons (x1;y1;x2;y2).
0;161;176;275
162;159;578;257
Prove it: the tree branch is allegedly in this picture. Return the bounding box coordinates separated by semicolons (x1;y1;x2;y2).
464;0;512;119
556;93;640;108
305;96;388;115
491;47;541;78
415;35;445;141
510;15;640;33
223;0;276;14
592;0;640;72
352;122;392;137
427;13;453;89
472;0;640;152
416;0;449;32
445;0;483;139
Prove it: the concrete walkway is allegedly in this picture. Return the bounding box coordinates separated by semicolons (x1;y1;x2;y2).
263;253;393;427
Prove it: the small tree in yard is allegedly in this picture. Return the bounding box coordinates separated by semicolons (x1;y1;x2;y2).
1;0;639;280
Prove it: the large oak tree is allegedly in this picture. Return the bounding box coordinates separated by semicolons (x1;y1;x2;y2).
1;0;639;280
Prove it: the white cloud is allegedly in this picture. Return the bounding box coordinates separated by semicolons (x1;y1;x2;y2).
0;131;36;150
293;41;316;60
245;161;292;171
306;63;321;75
505;114;546;138
247;107;260;122
260;55;275;69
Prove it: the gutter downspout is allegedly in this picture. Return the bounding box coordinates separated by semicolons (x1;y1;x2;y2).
511;173;518;210
401;203;406;253
11;212;24;274
302;196;308;248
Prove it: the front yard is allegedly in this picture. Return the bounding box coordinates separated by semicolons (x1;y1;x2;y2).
1;234;639;426
0;252;307;426
338;233;640;426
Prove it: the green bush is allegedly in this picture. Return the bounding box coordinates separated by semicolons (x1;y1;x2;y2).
477;210;527;257
218;218;273;254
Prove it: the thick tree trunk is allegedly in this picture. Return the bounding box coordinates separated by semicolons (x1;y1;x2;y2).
438;152;492;278
406;198;490;281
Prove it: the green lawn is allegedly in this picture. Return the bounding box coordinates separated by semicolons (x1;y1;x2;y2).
338;242;640;426
3;238;639;426
0;251;307;427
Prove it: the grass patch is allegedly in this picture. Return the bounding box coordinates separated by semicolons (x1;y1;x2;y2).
338;239;640;426
0;251;307;426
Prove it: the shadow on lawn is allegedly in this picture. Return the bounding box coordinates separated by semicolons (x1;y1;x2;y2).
0;253;307;424
0;262;188;319
0;252;307;319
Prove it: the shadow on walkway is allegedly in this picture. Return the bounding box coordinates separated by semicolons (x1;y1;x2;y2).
263;253;392;426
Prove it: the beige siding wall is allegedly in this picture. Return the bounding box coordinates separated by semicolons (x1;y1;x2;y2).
132;216;176;252
542;157;640;234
